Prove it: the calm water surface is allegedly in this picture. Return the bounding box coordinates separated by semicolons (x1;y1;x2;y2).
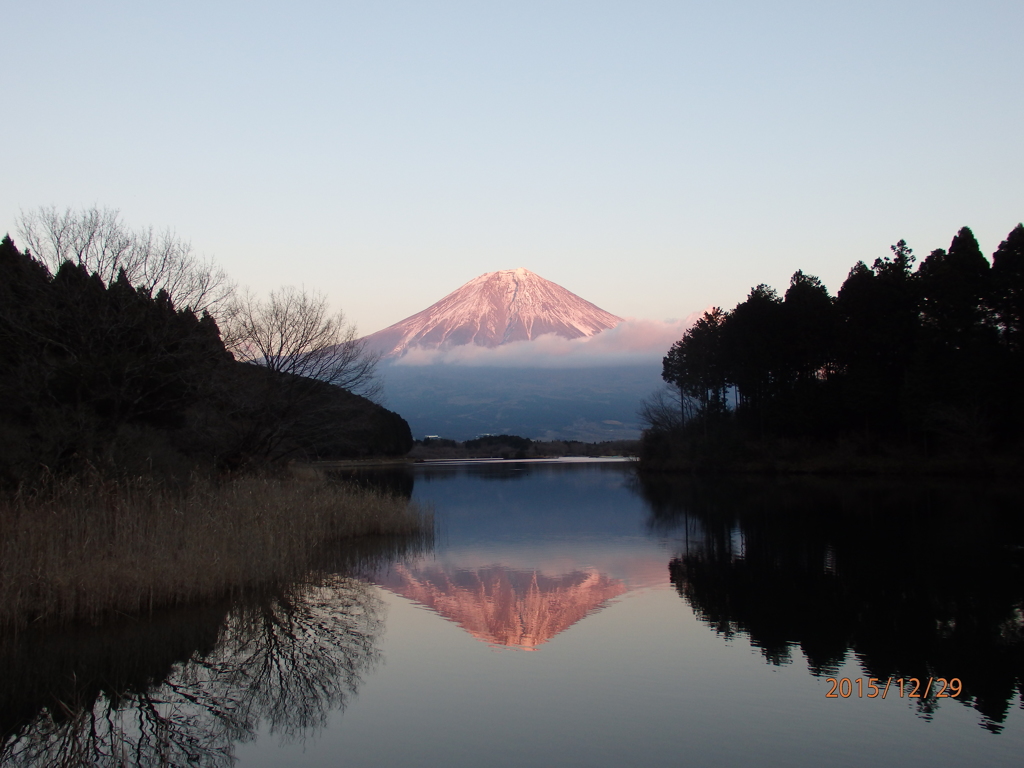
3;460;1022;767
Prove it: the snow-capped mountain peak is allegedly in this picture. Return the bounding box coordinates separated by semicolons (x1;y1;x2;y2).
361;268;623;358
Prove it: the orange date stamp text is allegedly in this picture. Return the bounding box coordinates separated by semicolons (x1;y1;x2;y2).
824;677;962;699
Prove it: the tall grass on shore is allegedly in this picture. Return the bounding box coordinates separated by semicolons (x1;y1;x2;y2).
0;474;432;631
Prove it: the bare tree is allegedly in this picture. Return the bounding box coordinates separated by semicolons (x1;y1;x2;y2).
16;205;233;314
638;382;696;433
223;286;382;400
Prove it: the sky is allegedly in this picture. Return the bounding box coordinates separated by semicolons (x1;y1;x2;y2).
3;1;1022;337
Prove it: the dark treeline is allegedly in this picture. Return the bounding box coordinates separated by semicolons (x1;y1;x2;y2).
0;234;412;486
645;224;1024;471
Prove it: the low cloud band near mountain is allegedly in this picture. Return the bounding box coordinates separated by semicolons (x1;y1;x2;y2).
390;315;703;368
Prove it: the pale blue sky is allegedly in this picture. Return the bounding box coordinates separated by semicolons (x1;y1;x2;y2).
4;1;1021;334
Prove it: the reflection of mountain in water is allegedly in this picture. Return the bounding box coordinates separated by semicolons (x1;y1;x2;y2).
378;564;627;650
635;475;1024;734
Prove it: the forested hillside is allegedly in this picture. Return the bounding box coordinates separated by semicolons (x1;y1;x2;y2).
0;234;411;486
645;224;1024;472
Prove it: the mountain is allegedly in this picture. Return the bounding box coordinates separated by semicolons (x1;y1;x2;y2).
361;268;623;358
360;267;674;441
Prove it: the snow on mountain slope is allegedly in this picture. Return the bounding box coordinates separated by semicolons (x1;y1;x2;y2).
361;268;623;358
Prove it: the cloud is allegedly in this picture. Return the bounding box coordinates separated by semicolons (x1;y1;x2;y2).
390;312;707;368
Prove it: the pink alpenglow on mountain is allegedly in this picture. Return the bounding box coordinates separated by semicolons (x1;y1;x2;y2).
361;268;623;358
376;563;628;650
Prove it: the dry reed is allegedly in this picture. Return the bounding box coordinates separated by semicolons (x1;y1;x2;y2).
0;474;431;631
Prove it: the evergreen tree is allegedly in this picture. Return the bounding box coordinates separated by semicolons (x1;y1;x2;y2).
662;307;729;422
991;223;1024;350
782;270;835;385
917;226;993;342
835;242;920;435
722;284;785;425
778;271;838;436
988;223;1024;439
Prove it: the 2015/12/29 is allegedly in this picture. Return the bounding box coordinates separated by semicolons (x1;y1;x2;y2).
825;677;962;699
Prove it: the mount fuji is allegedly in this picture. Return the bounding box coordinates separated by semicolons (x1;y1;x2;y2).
361;269;675;441
361;268;623;359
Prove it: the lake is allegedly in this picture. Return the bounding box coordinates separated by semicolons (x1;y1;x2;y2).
2;459;1022;767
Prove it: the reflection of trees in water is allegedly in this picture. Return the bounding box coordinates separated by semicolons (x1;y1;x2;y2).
636;475;1024;733
0;576;383;767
